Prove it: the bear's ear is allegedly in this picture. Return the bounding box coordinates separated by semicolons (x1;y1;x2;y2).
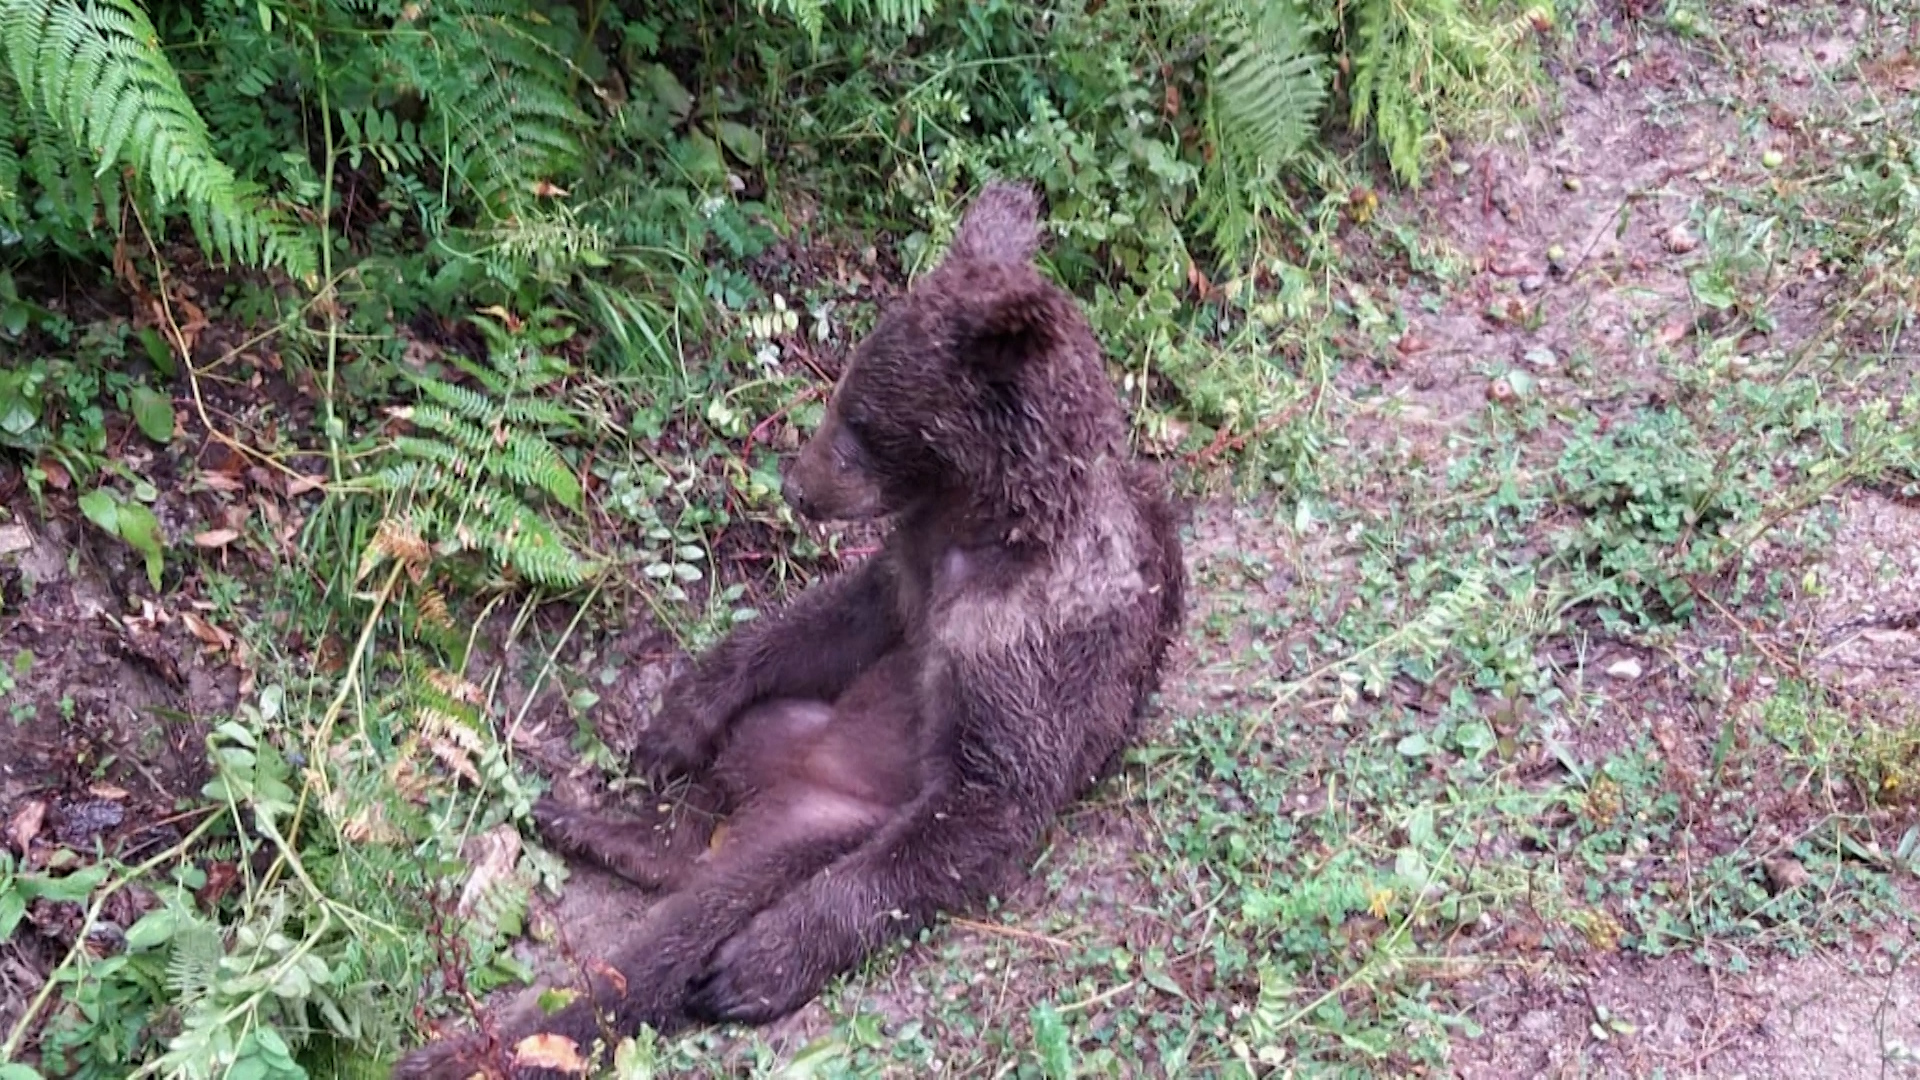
953;277;1058;382
947;181;1042;265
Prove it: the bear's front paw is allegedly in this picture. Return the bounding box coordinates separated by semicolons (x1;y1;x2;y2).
626;695;722;781
684;917;823;1026
529;796;591;853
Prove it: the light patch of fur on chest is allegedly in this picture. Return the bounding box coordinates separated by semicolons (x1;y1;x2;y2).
933;486;1144;658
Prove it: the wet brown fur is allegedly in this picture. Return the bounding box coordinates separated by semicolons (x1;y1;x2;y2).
393;182;1186;1079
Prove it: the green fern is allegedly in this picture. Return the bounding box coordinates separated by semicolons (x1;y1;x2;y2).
369;308;597;590
1207;0;1328;175
0;0;316;275
756;0;937;47
0;64;125;252
1345;0;1544;186
410;0;591;216
162;917;226;1005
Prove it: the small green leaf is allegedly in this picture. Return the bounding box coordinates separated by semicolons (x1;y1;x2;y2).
643;64;693;123
78;489;121;537
0;396;35;436
770;1037;846;1079
716;120;765;166
0;1062;47;1080
17;863;110;903
1030;1004;1075;1080
1142;967;1188;1000
124;907;179;950
677;132;728;184
136;327;177;377
114;502;166;589
225;1055;267;1080
130;386;176;443
0;890;27;940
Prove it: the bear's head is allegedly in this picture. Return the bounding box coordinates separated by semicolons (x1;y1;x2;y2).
783;182;1129;545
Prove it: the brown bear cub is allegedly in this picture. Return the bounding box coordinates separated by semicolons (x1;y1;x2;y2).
394;182;1186;1079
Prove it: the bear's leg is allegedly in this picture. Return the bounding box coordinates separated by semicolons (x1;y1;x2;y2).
395;787;891;1080
530;779;725;892
685;783;1051;1026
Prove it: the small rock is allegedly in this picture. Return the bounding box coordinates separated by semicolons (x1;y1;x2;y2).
1520;275;1548;294
1663;223;1699;254
1606;657;1644;681
1765;857;1811;892
0;525;29;557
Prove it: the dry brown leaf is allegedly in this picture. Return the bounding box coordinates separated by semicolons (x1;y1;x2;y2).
194;529;241;549
586;958;628;998
197;472;244;494
88;784;129;800
456;825;522;918
511;1035;587;1074
475;305;520;331
182;612;235;653
286;474;327;497
8;799;46;854
1765;857;1811;893
1655;318;1693;347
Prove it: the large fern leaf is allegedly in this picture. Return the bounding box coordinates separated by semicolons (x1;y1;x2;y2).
414;0;590;215
1208;0;1328;174
1344;0;1541;186
755;0;936;48
0;0;316;276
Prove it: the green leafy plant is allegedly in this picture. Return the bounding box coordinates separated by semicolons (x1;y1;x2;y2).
0;0;316;275
1344;0;1551;185
77;485;165;588
1551;407;1764;625
364;307;597;591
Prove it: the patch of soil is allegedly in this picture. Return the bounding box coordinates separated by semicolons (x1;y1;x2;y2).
1809;492;1920;701
1456;929;1920;1078
0;510;243;1043
1340;5;1883;457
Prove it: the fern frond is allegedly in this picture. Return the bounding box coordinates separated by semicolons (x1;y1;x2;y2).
1208;0;1328;174
393;433;478;478
0;87;21;221
413;1;590;215
1344;0;1541;186
0;0;316;275
498;429;582;510
409;376;500;423
501;396;582;431
404;405;496;458
758;0;825;46
470;488;592;587
162;918;225;1005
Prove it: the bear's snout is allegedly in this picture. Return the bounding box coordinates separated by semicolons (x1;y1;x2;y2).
782;435;886;524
